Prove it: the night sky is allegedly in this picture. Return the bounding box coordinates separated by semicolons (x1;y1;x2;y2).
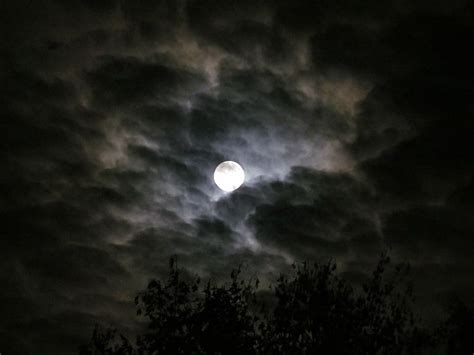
1;0;473;353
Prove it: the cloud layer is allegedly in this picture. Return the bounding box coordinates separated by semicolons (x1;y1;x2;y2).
1;0;473;353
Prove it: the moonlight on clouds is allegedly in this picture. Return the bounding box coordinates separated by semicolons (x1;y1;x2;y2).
0;0;473;353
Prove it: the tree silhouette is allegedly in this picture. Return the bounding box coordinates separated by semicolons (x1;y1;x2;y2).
259;255;424;354
441;301;474;354
81;258;260;355
80;253;471;354
133;258;260;354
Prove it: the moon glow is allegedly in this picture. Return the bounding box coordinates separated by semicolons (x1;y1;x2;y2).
214;161;245;192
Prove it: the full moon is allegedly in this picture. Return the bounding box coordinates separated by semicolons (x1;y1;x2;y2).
213;161;245;192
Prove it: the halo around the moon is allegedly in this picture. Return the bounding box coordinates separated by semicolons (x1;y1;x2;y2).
214;161;245;192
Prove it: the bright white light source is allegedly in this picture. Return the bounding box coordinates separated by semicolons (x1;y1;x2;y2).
213;161;245;192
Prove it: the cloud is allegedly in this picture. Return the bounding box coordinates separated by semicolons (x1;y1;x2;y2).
245;168;378;259
1;0;473;353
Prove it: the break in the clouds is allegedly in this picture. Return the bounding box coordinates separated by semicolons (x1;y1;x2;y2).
1;0;473;353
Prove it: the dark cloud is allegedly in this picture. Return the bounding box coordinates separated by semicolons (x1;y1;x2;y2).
86;55;207;109
246;168;377;260
383;206;474;259
1;0;473;353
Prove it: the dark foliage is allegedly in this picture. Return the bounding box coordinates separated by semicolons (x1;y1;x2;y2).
134;259;259;355
80;254;471;354
260;255;422;354
441;301;474;354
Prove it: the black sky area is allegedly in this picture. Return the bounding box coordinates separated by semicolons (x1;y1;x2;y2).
1;0;473;353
